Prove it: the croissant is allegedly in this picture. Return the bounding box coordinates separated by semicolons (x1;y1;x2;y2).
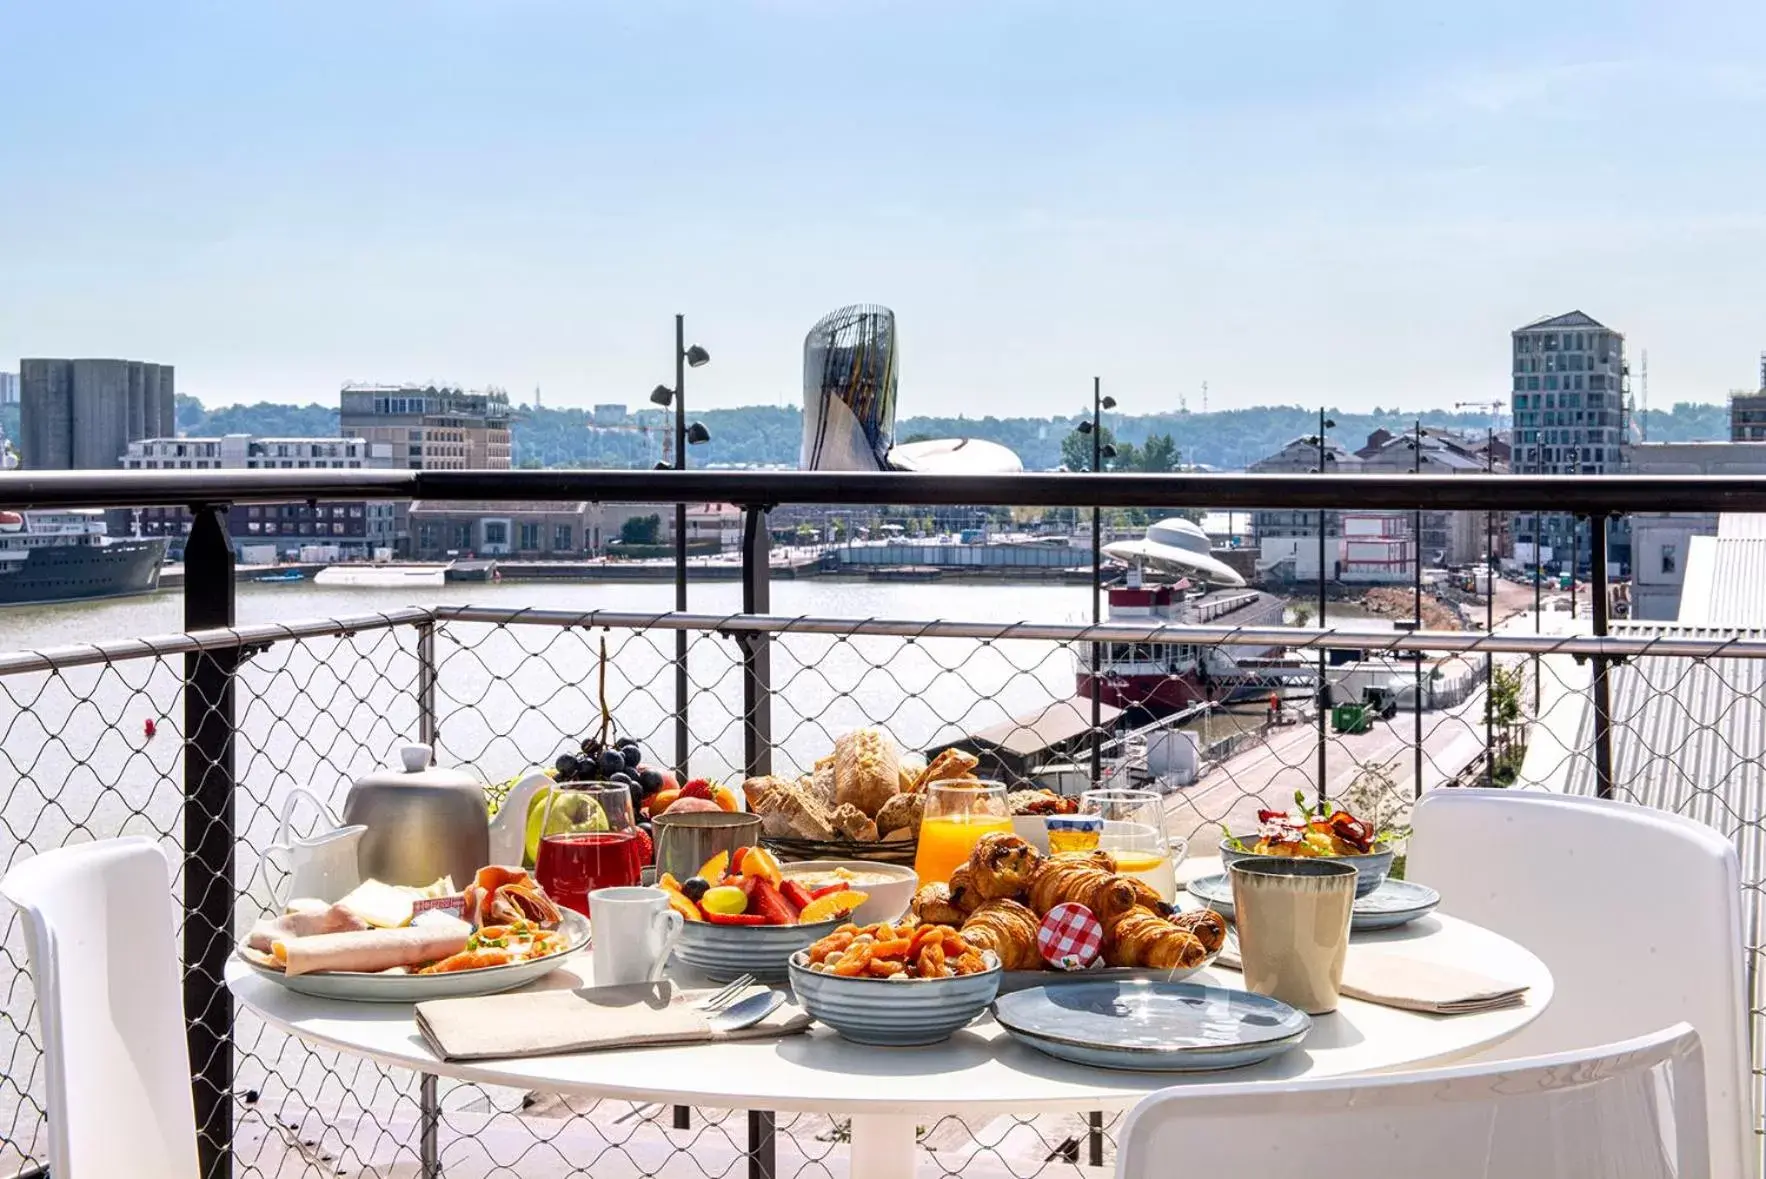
1102;908;1207;970
960;899;1042;971
1122;875;1167;914
1168;908;1228;954
947;864;985;914
1027;858;1138;925
966;832;1042;901
910;882;969;927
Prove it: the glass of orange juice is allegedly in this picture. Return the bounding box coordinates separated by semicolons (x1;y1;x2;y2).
913;781;1012;885
1080;788;1175;903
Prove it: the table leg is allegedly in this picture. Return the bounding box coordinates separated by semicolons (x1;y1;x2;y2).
420;1073;440;1179
848;1114;918;1179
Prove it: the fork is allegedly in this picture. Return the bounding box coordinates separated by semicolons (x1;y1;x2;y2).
612;975;757;1124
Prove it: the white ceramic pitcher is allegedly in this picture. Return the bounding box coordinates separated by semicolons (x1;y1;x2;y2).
267;787;366;906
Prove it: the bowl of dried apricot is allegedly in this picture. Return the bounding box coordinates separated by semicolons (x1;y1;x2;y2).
788;920;1002;1046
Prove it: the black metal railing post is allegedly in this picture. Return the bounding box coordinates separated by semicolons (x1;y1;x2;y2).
738;505;777;1179
1590;515;1615;798
416;619;438;751
182;503;236;1179
740;507;773;779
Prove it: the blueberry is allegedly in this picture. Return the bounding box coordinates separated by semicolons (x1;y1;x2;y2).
554;753;580;781
637;767;664;792
621;744;642;769
598;748;627;777
680;876;711;903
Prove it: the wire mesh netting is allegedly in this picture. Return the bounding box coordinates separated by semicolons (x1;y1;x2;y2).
2;604;1764;1176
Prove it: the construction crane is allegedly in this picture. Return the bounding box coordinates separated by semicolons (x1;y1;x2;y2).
1455;401;1506;433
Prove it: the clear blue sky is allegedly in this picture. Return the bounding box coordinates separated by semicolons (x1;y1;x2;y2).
3;1;1764;416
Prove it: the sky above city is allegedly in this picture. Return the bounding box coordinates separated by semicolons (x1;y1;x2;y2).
4;1;1765;417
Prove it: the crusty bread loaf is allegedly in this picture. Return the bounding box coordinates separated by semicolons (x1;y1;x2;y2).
833;728;901;817
876;791;924;837
753;782;835;840
830;802;880;842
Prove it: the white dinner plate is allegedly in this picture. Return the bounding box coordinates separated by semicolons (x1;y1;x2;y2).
236;909;588;1003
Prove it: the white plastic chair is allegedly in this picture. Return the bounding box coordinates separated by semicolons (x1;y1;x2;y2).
1407;788;1750;1179
1116;1023;1708;1179
1;837;199;1179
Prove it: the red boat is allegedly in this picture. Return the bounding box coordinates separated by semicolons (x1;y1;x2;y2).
1074;578;1289;719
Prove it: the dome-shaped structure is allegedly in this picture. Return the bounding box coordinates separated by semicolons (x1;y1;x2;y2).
1103;517;1244;587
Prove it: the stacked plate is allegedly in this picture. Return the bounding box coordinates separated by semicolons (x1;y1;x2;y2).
992;979;1311;1072
1186;874;1440;932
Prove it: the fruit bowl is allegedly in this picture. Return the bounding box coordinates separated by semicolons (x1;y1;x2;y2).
674;917;844;984
787;949;1002;1045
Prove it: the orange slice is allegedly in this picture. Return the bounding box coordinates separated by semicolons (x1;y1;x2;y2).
666;891;704;922
739;846;783;887
696;851;730;882
798;890;868;924
658;872;684;895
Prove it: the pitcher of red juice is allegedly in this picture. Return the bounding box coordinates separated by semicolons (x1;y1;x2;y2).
534;782;642;916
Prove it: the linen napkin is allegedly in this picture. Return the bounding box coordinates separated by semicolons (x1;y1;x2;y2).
415;980;812;1062
1213;946;1528;1015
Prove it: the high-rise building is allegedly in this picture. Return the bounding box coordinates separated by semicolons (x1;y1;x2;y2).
1730;354;1766;441
0;372;18;406
19;358;174;470
1508;312;1628;574
338;384;512;470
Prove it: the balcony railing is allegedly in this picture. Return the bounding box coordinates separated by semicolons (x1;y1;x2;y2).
4;468;1766;1179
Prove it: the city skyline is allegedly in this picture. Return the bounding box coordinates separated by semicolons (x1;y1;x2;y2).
4;1;1766;414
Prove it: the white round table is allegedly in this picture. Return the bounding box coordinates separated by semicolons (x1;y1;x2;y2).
228;913;1551;1179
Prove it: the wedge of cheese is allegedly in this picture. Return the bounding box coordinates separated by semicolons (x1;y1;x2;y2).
335;877;455;928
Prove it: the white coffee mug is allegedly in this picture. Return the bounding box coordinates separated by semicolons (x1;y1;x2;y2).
588;886;684;987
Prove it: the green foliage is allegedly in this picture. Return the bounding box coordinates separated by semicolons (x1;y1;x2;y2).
1059;424;1111;472
620;514;661;544
176;394;338;438
100;397;1738;474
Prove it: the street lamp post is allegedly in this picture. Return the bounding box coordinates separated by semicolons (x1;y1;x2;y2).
1078;378;1117;784
649;315;711;782
1409;421;1426;798
1308;410;1337;809
1485;427;1496;786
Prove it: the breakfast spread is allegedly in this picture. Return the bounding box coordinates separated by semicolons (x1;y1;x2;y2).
657;846;870;925
910;832;1228;973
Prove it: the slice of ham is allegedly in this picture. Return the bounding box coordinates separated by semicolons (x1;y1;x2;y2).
464;866;562;928
274;918;470;976
246;903;368;952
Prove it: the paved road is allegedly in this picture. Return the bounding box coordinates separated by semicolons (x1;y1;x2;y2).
1164;669;1492;844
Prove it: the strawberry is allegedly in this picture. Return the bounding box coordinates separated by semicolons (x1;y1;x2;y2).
703;911;768;926
748;878;799;926
779;880;817;912
681;779;715;802
631;826;654;866
808;881;850;900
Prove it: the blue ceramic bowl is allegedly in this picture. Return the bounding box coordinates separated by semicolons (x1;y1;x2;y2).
787;950;1002;1046
1218;837;1395;899
673;918;842;984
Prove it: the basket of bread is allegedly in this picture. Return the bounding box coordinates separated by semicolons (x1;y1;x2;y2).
910;830;1228;989
743;729;984;865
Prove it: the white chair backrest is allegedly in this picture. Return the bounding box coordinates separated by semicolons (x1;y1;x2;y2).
1;838;199;1179
1408;788;1750;1178
1116;1023;1708;1179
